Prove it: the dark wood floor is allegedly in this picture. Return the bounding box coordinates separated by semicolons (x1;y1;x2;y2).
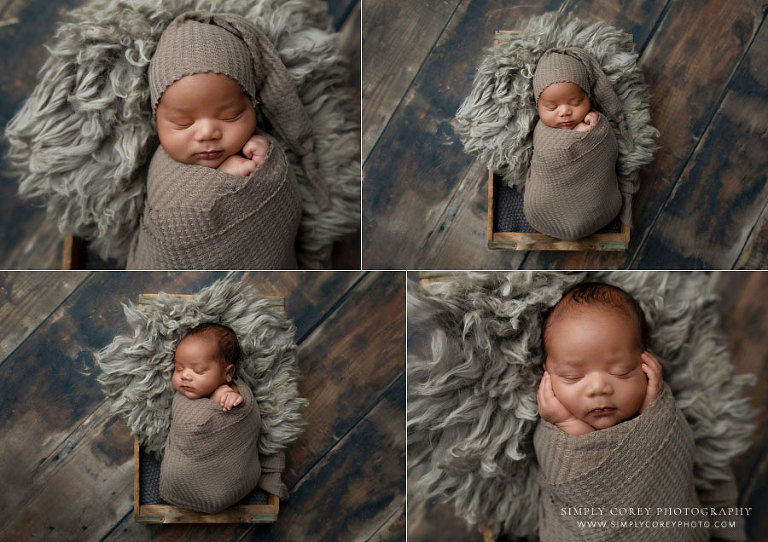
363;0;768;270
407;271;768;540
0;0;360;270
0;271;404;541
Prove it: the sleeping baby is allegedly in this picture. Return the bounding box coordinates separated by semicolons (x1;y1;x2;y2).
159;323;286;513
535;283;745;541
127;12;329;270
523;48;636;240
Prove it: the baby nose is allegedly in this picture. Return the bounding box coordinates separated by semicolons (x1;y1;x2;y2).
194;119;221;140
557;104;572;117
585;373;612;395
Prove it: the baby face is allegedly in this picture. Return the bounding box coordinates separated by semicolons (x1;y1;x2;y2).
537;82;591;129
172;333;234;399
155;72;257;168
544;305;647;430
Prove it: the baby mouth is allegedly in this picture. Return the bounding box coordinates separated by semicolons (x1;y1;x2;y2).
196;150;223;161
559;121;575;128
589;407;616;416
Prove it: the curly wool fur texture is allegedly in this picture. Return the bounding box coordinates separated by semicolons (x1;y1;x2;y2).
5;0;359;268
408;272;755;538
456;11;659;191
97;276;307;460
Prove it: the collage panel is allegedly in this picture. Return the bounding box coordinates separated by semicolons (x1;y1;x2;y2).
0;271;405;540
362;0;768;270
0;0;361;271
407;271;767;541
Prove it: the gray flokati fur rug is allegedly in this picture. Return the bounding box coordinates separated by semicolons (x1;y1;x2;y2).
5;0;360;268
98;276;307;460
456;11;659;191
408;272;755;538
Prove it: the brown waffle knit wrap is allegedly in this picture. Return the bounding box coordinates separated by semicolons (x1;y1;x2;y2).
127;136;301;269
534;384;745;541
149;11;328;209
523;115;621;240
159;383;288;514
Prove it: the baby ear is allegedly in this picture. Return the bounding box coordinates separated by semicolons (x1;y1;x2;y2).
225;364;236;381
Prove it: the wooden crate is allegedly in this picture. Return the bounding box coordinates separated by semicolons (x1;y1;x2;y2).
487;170;630;251
132;292;285;524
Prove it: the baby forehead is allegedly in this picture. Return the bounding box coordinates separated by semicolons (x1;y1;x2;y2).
538;82;588;102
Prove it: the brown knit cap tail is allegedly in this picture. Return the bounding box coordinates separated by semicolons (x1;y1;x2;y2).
152;12;329;209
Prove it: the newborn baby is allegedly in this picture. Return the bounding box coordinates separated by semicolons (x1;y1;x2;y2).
534;283;745;542
127;12;329;270
523;48;636;241
160;323;265;513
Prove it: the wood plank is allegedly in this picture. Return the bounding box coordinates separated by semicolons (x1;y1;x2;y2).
0;271;89;363
623;0;766;268
631;17;768;268
284;271;405;485
363;0;563;269
248;374;405;541
369;506;407;542
361;0;460;160
0;409;135;541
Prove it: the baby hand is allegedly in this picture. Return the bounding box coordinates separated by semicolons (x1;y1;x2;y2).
210;384;243;411
640;351;663;413
242;135;270;168
218;154;257;176
574;111;599;133
537;371;594;435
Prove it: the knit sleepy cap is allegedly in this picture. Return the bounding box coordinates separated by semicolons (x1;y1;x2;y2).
533;47;634;151
149;12;329;209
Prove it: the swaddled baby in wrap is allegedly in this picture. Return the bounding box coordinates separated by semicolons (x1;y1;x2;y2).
127;12;329;269
535;283;746;541
524;48;636;240
160;323;287;513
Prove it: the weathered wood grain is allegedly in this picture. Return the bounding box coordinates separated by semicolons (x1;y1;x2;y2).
0;271;88;362
362;0;460;160
631;18;768;268
254;374;405;540
625;0;766;267
286;271;405;485
0;409;135;541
